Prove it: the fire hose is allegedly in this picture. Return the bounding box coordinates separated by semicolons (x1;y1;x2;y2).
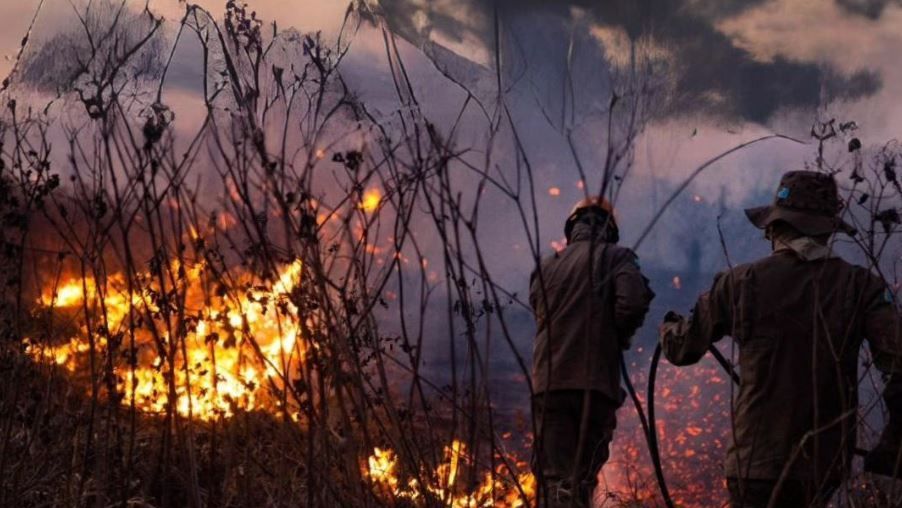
621;352;675;508
624;342;872;508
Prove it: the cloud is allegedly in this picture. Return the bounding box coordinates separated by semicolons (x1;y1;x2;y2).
371;0;886;124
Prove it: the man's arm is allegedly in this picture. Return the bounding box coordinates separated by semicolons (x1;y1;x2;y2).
660;272;733;366
610;249;655;348
862;274;902;477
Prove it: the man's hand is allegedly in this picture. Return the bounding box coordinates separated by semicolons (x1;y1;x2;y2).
618;332;632;351
658;311;683;338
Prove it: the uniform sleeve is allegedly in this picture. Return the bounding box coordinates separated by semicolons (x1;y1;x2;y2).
863;275;902;375
660;271;733;366
862;272;902;476
611;249;655;347
862;273;902;428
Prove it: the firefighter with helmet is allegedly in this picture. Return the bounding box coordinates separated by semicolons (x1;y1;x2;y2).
530;196;655;507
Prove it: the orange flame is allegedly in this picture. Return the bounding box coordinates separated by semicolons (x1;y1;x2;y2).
25;260;307;420
360;188;382;213
365;440;536;507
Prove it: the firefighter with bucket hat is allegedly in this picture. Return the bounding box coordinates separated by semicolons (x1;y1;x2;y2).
659;171;902;507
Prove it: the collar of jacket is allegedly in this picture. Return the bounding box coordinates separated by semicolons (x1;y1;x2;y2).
569;221;612;243
773;236;834;261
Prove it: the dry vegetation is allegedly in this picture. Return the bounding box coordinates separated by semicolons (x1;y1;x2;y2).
1;1;902;507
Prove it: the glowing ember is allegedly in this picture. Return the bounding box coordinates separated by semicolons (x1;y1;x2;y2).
601;351;733;507
548;186;561;197
25;260;307;420
360;188;382;213
365;440;535;507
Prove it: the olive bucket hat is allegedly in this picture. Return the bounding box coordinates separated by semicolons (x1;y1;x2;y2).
744;170;857;236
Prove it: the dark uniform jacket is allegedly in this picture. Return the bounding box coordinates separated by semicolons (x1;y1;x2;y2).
661;242;902;484
529;222;654;402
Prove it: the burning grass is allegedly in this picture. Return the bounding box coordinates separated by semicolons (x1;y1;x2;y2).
16;251;542;506
365;440;535;507
24;259;306;420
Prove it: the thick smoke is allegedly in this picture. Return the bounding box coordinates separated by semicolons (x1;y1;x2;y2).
372;0;883;124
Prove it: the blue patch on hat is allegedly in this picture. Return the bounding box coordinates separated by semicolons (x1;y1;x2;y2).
777;187;790;200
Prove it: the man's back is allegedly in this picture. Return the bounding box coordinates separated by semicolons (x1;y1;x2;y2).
666;249;894;483
529;224;652;402
660;170;902;507
528;211;654;507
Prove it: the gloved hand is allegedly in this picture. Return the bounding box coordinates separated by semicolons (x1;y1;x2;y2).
658;311;684;339
663;310;683;323
618;333;632;351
